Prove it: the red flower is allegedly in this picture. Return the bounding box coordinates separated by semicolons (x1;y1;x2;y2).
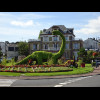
5;70;9;72
10;70;14;72
93;52;97;56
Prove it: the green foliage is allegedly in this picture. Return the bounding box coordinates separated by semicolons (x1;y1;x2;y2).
1;58;7;66
78;48;87;57
78;48;94;63
0;50;3;59
18;41;29;56
10;58;15;66
48;30;66;64
38;30;43;39
77;60;83;67
16;30;66;65
58;59;63;65
33;61;36;65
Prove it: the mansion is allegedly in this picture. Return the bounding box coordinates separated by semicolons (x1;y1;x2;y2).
28;25;83;61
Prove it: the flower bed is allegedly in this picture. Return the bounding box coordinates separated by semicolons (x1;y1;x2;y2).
0;64;72;73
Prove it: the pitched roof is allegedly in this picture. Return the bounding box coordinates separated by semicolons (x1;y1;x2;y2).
41;25;74;35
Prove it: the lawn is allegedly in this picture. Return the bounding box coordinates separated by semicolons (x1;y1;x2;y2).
0;64;94;76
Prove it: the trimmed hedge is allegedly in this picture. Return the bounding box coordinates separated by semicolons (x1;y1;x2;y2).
16;30;66;65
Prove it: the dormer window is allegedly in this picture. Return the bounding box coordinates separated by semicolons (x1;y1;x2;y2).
43;29;46;32
52;26;59;31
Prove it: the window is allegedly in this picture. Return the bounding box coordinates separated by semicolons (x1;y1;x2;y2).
73;43;79;49
33;44;37;50
8;47;14;51
54;36;57;41
44;44;48;49
41;37;43;41
69;36;72;40
44;36;48;41
49;37;52;41
65;36;68;40
66;43;69;49
15;47;19;51
53;43;58;49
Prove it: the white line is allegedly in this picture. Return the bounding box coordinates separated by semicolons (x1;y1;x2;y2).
59;83;67;85
0;79;17;87
54;76;93;87
54;85;63;87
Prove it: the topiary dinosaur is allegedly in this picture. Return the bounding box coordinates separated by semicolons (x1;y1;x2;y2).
16;30;66;65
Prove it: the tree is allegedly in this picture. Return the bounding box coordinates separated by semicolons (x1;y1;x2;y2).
78;48;95;63
38;30;43;39
18;41;29;56
77;48;87;58
77;48;87;63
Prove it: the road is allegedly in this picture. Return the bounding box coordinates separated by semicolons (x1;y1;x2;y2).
0;75;100;87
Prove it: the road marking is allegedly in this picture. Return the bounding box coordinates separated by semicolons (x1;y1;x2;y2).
0;79;17;87
54;76;93;87
54;85;63;87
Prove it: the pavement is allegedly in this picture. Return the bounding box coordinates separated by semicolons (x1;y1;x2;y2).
0;66;100;80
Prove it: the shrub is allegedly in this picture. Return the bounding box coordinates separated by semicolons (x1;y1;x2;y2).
1;58;7;66
57;59;63;65
10;58;15;66
77;60;83;67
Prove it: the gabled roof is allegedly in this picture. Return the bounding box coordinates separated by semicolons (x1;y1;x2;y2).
41;25;75;36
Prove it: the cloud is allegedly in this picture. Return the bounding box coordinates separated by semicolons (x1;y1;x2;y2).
0;12;56;42
11;20;34;27
75;16;100;35
0;26;40;42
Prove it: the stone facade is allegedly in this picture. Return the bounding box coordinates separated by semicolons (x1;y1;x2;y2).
28;25;83;61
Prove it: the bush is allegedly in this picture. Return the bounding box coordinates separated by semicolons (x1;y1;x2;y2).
58;59;63;65
10;58;15;65
77;60;83;67
1;58;7;66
